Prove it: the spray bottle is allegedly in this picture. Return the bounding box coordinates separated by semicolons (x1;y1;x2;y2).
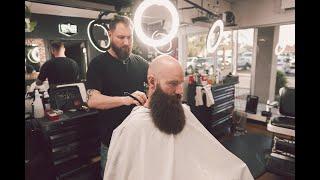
33;89;45;118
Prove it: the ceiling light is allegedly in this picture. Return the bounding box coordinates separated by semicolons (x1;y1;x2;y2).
206;19;224;53
133;0;179;47
87;20;110;53
152;31;173;55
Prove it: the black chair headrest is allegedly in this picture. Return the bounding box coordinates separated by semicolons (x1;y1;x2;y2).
279;87;295;117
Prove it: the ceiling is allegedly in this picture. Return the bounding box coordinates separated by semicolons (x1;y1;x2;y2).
26;0;237;25
26;0;116;12
81;0;134;7
26;2;99;19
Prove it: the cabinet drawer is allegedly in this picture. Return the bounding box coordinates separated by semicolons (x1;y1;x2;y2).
212;101;234;114
52;141;80;161
212;85;235;95
50;130;79;147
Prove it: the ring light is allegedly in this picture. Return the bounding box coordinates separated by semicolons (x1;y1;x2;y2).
87;20;110;53
152;31;173;55
206;20;224;53
275;42;286;56
27;47;40;64
133;0;179;47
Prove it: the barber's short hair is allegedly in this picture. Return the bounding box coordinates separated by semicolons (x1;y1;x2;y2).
51;41;64;52
109;15;133;31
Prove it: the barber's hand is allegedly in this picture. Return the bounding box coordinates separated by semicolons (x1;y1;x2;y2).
123;91;147;106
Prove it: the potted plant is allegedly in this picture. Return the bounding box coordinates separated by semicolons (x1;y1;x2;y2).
25;5;37;32
275;70;288;101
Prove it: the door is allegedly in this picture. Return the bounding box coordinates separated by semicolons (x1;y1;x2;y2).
64;40;88;81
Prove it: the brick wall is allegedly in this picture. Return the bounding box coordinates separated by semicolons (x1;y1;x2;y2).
25;38;47;66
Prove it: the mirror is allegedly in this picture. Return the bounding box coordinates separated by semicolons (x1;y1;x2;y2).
25;38;47;82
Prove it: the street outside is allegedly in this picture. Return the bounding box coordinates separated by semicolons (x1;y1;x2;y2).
236;69;295;96
235;70;294;112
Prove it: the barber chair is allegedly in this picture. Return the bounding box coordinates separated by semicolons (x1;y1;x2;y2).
265;87;295;177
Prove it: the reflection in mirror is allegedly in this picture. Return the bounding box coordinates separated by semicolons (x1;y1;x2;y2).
141;4;172;37
25;38;47;82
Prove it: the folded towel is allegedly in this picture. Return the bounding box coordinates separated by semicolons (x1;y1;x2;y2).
204;85;215;107
195;86;204;106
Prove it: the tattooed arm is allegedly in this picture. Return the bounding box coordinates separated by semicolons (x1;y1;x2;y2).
86;89;147;110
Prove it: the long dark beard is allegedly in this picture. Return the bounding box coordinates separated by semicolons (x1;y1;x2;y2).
150;85;186;135
111;42;131;61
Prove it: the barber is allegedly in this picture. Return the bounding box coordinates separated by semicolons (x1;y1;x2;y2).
36;41;79;86
86;15;149;177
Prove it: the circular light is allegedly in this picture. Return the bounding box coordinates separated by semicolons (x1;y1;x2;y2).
275;42;286;56
87;20;110;53
152;31;173;55
206;20;224;53
27;47;40;64
133;0;179;47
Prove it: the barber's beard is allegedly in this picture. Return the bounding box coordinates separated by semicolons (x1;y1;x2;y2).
111;42;132;61
149;85;185;135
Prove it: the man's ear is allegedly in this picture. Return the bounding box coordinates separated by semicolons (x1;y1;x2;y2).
108;30;112;38
148;75;155;90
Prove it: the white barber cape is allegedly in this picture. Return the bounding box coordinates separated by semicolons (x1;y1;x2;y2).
104;105;254;180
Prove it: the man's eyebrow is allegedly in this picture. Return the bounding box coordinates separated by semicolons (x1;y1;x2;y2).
117;35;131;37
167;80;183;84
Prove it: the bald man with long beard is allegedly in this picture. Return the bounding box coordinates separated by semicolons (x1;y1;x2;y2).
103;55;253;180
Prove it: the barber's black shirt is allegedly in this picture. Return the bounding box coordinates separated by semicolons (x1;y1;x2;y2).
38;57;79;85
86;52;149;145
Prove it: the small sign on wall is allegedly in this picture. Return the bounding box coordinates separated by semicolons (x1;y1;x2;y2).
58;23;78;37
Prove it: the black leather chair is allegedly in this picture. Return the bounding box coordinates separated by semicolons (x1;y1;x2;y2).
266;87;295;177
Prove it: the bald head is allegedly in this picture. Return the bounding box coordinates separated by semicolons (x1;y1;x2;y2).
146;55;184;98
148;55;183;80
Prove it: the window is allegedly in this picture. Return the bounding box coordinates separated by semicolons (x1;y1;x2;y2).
186;32;211;73
235;29;254;102
187;32;207;58
275;24;295;97
215;31;233;76
237;29;254;72
186;30;234;76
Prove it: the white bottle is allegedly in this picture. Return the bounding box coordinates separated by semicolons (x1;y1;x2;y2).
33;90;45;118
43;91;51;112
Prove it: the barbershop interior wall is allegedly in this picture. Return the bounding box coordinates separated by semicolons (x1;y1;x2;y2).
231;0;294;28
25;14;103;64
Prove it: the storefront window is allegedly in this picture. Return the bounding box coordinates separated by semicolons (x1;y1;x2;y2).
275;24;295;97
186;31;233;77
187;32;207;58
186;32;208;73
234;28;254;110
236;29;254;99
215;31;233;77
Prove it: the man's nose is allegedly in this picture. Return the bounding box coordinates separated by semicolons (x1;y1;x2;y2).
123;38;130;46
175;84;183;96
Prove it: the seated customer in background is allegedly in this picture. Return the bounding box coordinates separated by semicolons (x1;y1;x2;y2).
36;41;79;86
103;55;253;180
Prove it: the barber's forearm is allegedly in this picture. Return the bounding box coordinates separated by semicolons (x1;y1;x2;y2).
87;93;129;110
